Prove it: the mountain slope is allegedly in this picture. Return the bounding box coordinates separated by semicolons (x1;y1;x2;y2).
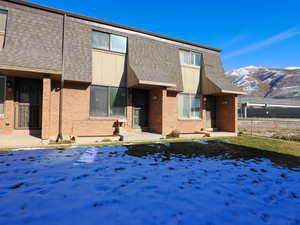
225;66;300;98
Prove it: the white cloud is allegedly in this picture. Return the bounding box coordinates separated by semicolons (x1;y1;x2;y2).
223;26;300;59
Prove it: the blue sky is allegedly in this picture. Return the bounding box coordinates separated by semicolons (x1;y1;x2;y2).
30;0;300;70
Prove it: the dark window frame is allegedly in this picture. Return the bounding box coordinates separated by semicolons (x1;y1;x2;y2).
90;85;127;118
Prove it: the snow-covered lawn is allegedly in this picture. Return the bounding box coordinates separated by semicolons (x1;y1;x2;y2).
0;141;299;225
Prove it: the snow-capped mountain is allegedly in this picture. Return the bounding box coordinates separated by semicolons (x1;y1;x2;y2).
225;66;300;98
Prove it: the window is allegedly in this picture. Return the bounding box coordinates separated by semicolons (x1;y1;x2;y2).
90;85;126;117
0;10;8;49
179;94;201;119
92;31;127;53
92;31;109;50
179;50;201;66
0;76;5;115
110;34;127;53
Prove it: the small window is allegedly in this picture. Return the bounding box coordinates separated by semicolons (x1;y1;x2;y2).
0;10;8;49
110;34;127;53
192;52;201;66
179;94;201;119
92;31;127;54
179;50;202;67
90;85;126;117
0;76;5;115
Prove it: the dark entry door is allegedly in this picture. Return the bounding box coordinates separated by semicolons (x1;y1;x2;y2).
15;78;42;129
132;89;149;128
206;96;216;128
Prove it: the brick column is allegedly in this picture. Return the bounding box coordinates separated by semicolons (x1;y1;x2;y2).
2;77;15;135
41;78;51;140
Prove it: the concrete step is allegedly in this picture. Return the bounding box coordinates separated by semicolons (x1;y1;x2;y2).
205;128;218;132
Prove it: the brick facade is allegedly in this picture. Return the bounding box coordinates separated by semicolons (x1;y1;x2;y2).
0;76;238;139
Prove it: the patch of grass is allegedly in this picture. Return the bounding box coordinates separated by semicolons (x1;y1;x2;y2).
101;138;113;142
219;136;300;157
1;136;300;158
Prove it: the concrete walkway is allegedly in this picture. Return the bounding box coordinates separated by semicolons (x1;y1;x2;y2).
0;131;237;149
120;131;164;142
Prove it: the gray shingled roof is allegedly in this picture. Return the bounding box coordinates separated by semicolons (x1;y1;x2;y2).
127;35;183;91
203;53;244;94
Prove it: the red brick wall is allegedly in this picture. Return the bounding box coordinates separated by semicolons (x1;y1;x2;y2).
1;77;238;139
162;90;203;135
216;94;238;132
147;88;204;135
48;80;60;137
48;82;132;138
41;78;51;139
0;77;15;135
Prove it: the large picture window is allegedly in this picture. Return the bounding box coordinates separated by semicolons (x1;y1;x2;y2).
92;31;127;53
179;94;201;119
0;76;5;115
0;10;8;49
90;85;127;117
179;50;202;67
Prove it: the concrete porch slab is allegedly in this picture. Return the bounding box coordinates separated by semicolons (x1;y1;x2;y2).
120;131;164;142
0;135;45;149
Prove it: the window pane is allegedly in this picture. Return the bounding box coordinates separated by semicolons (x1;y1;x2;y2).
0;10;7;32
179;50;191;65
0;77;5;114
92;31;109;50
179;94;190;118
192;53;201;66
109;87;126;117
110;34;127;53
0;10;7;49
191;96;201;118
90;86;108;117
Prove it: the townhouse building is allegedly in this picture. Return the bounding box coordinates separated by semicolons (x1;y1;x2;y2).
0;0;243;141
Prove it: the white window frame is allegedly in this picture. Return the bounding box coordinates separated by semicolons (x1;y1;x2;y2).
178;93;201;119
92;30;127;54
0;9;8;49
0;76;6;115
179;50;202;67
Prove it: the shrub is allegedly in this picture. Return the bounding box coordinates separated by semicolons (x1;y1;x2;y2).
167;130;181;138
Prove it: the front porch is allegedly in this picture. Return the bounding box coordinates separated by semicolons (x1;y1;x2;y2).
0;68;57;141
